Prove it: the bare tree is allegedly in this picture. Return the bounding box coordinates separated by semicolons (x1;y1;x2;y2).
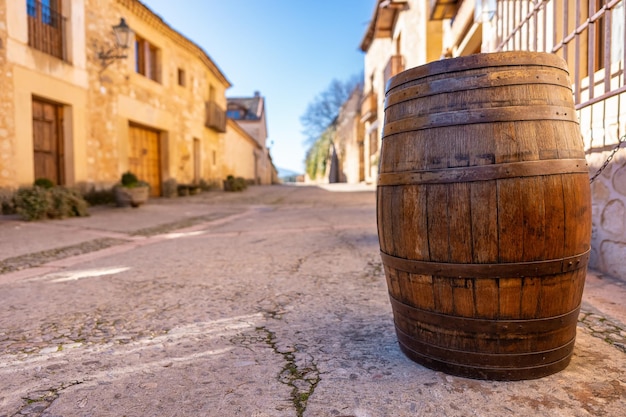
300;74;362;145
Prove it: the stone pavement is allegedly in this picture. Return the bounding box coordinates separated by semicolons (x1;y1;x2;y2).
0;184;625;417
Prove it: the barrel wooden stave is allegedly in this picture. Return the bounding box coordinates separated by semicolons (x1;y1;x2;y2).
377;173;590;267
384;83;576;126
383;263;587;321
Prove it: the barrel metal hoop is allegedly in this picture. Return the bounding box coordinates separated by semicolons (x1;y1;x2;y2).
382;105;579;136
384;69;573;109
396;332;575;380
387;51;570;92
380;249;591;278
389;295;581;334
394;325;576;368
377;159;589;186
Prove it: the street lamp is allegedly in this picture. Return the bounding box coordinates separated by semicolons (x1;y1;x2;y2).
97;18;133;70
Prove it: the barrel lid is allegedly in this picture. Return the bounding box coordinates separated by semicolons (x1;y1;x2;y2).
386;51;570;93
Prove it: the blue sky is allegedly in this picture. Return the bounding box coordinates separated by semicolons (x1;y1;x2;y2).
141;0;375;174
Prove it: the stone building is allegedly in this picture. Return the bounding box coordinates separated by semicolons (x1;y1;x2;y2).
1;0;91;188
0;0;272;194
359;0;444;184
226;92;276;185
358;0;626;280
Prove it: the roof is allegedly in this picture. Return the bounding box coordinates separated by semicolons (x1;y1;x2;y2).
227;92;264;121
360;0;409;52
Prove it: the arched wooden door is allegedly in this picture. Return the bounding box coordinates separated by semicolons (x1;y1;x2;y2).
128;123;161;196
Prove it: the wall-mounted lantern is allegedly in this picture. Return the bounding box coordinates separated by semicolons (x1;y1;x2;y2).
97;18;132;70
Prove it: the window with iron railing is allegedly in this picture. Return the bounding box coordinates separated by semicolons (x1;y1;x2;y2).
27;0;67;61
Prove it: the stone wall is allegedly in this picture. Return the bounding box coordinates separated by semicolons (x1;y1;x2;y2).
223;119;259;182
589;152;626;279
581;91;626;280
0;0;16;186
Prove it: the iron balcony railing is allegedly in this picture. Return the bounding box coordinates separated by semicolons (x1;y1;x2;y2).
27;0;67;61
205;101;227;132
360;90;378;123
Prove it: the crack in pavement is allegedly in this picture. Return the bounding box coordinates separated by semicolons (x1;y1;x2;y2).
230;308;320;417
256;326;320;417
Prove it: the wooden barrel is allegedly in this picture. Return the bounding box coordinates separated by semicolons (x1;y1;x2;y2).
377;51;591;381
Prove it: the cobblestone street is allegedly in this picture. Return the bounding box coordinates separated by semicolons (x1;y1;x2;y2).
0;185;625;417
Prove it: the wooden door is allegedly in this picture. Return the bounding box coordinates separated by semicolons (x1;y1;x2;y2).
129;124;161;196
32;98;64;185
193;138;201;183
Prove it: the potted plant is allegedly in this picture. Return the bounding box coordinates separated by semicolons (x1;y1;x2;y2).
223;175;247;192
114;171;150;207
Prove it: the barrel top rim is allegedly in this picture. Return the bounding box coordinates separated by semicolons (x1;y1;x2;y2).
386;51;570;93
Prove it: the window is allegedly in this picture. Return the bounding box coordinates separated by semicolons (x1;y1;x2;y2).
227;109;242;119
209;84;215;101
27;0;66;60
177;68;186;87
135;35;160;82
27;0;55;24
594;0;607;71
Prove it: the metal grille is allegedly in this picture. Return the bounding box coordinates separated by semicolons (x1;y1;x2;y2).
495;0;624;111
494;0;625;163
27;0;67;61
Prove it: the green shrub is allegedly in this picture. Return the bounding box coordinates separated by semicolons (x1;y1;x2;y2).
121;171;139;187
50;187;90;218
67;188;90;217
15;186;51;220
14;185;90;221
223;175;247;192
82;187;116;206
34;177;55;189
198;178;219;191
0;187;16;215
119;171;149;190
177;184;190;196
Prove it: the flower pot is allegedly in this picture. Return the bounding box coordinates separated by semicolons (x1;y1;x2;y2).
114;185;149;207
